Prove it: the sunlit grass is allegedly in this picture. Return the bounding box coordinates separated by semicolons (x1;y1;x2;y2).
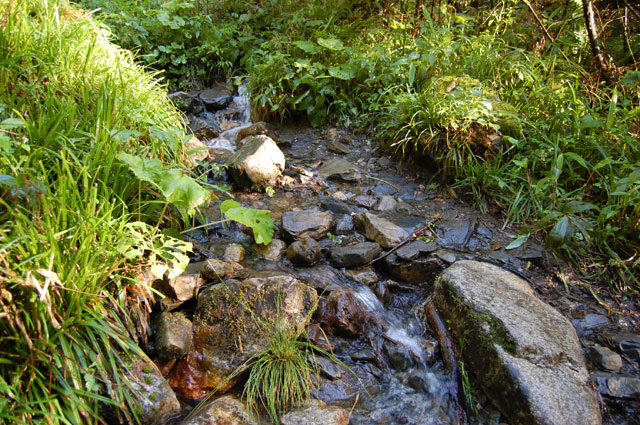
0;0;198;422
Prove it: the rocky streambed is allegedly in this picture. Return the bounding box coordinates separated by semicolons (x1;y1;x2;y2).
130;83;639;425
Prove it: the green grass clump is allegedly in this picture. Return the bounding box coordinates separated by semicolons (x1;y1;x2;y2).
242;329;320;424
0;0;208;423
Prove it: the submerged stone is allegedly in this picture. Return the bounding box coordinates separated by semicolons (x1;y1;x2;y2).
436;260;601;425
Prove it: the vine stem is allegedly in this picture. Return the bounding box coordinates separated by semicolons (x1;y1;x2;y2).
180;218;230;234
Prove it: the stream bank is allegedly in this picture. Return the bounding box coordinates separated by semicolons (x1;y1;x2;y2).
134;82;639;425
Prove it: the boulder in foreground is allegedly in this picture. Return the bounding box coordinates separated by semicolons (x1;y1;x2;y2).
436;260;601;425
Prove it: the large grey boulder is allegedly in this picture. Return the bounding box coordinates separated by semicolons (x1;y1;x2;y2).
436;260;601;425
228;135;285;190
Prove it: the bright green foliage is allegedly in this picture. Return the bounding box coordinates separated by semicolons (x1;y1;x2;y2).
118;152;210;217
87;0;639;289
220;199;274;245
0;0;209;422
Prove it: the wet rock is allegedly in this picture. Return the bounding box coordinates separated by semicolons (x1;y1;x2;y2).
235;121;277;141
280;399;350;425
437;219;471;247
355;212;409;248
580;313;610;331
223;243;245;263
164;262;204;301
616;333;640;361
407;370;441;396
201;258;243;280
254;238;287;262
282;210;335;241
383;253;445;284
185;136;210;166
329;242;381;268
436;260;601;425
127;360;180;425
199;83;233;111
352;195;377;209
395;240;437;261
228;135;285;190
297;265;345;293
320;198;352;215
591;372;640;399
287;236;322;266
385;340;415;371
313;356;345;380
432;249;462;264
334;214;354;235
375;195;397;211
318;287;384;337
344;266;378;285
180;395;256;425
169;272;317;398
156;312;192;360
168;91;195;112
592;346;623;372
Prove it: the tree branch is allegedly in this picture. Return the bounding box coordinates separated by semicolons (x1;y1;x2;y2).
523;0;555;43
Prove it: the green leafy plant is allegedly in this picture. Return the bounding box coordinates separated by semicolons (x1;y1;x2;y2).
220;199;274;245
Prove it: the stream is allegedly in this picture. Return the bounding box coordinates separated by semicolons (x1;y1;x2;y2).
142;82;640;425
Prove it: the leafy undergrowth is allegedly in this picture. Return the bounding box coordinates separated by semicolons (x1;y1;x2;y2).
0;0;215;422
79;0;639;288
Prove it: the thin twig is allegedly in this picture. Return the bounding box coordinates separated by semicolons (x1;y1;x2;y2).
365;174;400;191
522;0;555;43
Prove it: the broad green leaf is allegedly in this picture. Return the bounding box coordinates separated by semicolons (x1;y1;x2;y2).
505;233;529;250
117;152;163;188
158;169;210;214
0;174;15;187
0;118;24;130
549;216;571;245
328;64;356;80
593;157;613;171
220;200;274;245
0;134;12;153
317;38;344;51
293;40;320;54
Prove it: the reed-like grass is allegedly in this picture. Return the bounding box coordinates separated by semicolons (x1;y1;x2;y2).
0;0;201;422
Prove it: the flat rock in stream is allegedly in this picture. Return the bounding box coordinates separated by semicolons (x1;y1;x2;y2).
282;210;335;241
354;212;409;249
280;399;349;425
180;395;257;425
329;241;381;268
198;83;233;111
436;260;601;425
228;135;285;190
316;158;362;182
